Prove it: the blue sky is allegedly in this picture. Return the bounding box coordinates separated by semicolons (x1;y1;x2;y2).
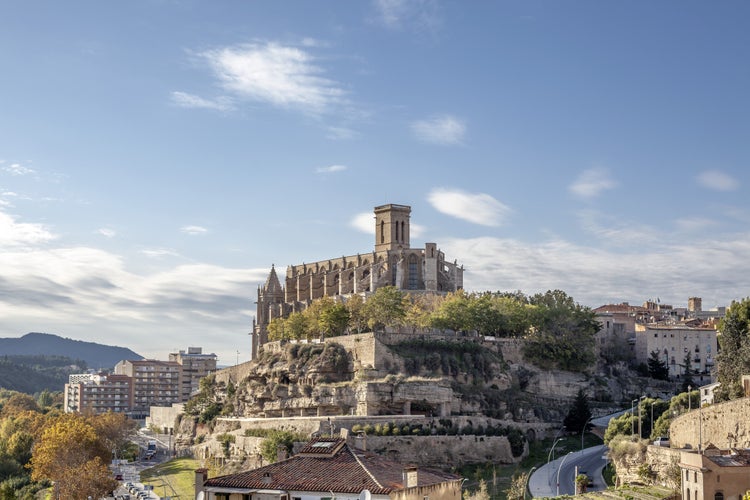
2;1;749;364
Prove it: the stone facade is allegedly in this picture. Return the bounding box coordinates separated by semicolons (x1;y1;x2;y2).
634;324;717;380
251;204;464;359
669;397;750;450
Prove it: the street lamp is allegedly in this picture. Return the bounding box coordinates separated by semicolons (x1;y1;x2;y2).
650;401;656;439
688;385;692;411
631;399;637;435
581;416;594;452
524;466;538;500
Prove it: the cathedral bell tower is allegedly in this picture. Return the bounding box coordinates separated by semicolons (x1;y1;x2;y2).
374;204;411;253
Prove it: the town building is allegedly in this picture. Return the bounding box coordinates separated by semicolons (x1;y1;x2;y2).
252;204;464;359
63;372;132;414
169;347;217;401
634;324;717;380
680;448;750;500
195;436;463;500
114;359;182;417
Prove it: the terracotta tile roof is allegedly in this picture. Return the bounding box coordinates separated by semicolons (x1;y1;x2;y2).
203;439;461;495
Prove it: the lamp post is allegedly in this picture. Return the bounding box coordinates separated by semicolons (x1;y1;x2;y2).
631;399;638;435
650;401;656;440
524;466;537;500
581;416;594;452
688;385;692;411
556;452;573;496
547;437;564;485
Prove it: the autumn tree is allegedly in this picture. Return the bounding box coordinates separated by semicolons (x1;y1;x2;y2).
315;298;350;337
346;294;368;333
88;412;137;459
30;413;117;500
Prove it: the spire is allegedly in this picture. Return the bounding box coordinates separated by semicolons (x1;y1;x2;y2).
263;264;283;298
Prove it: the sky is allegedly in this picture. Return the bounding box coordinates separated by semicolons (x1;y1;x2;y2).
1;1;750;365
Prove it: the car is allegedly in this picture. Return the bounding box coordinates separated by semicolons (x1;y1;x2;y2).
653;437;670;447
115;473;123;481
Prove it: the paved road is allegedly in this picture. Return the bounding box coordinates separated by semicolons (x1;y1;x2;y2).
529;444;607;497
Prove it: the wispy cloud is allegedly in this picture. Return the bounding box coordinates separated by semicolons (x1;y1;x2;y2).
181;225;208;235
569;168;617;199
141;248;180;258
411;115;465;145
428;188;510;227
0;210;56;246
372;0;442;32
170;91;233;112
696;170;739;192
2;162;36;176
97;228;116;238
444;232;750;309
326;126;358;140
199;42;347;115
316;164;348;174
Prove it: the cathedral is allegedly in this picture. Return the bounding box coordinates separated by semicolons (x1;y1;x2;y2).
251;204;464;358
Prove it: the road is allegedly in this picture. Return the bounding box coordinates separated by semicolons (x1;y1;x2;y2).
529;444;608;497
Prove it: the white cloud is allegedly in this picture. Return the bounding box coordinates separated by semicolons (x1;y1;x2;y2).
316;164;348;174
97;228;116;238
372;0;442;32
411;115;466;145
181;225;208;235
141;248;180;259
200;42;347;115
2;162;35;176
351;212;373;233
428;188;511;227
696;170;739;192
443;233;750;309
569;168;617;199
0;211;56;246
170;91;233;112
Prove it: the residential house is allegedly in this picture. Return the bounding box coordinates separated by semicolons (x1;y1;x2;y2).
195;437;463;500
680;448;750;500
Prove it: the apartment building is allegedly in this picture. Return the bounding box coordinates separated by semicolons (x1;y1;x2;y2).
64;372;132;414
634;324;717;380
168;347;217;401
114;359;182;416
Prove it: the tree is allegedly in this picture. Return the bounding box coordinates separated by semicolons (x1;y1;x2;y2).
364;286;406;332
505;473;528;500
463;479;490;500
715;298;750;401
564;389;592;434
680;352;695;392
30;414;117;500
317;301;350;337
345;294;368;333
647;350;670;380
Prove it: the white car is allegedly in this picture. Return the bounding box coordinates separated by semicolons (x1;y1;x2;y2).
653;437;670;447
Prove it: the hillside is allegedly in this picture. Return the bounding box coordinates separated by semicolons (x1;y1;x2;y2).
0;332;142;370
0;355;84;394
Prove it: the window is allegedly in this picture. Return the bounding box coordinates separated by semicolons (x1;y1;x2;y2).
686;489;691;500
408;254;418;289
395;221;399;241
380;221;385;243
715;493;724;500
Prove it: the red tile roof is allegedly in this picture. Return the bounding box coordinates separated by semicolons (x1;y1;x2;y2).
203;438;461;495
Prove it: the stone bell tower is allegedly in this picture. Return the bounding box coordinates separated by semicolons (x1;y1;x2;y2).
374;204;411;253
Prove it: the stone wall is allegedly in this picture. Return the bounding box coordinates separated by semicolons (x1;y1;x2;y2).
645;445;681;489
146;404;184;432
363;434;520;468
669;397;750;449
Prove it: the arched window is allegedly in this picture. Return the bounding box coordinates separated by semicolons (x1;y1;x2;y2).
395;220;399;242
714;492;724;500
401;221;405;242
686;489;690;500
380;221;385;243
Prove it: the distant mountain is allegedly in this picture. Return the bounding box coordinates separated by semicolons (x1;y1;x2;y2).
0;332;143;370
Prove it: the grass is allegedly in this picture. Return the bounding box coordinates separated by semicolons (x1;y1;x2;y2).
140;457;202;499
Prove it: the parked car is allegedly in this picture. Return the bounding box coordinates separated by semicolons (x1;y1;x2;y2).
653;437;670;447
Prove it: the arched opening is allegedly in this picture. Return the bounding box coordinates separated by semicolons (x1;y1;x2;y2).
380;221;385;243
715;492;724;500
408;254;419;289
